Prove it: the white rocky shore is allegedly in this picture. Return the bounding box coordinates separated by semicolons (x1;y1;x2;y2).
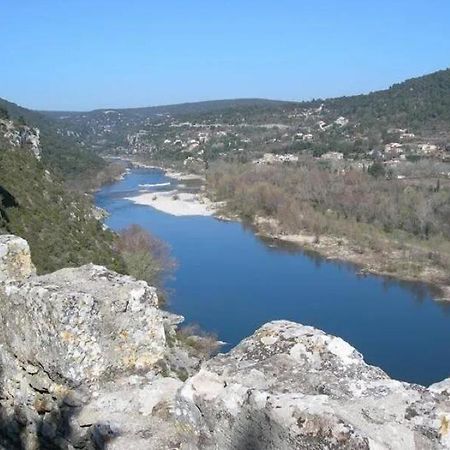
119;160;214;216
125;190;216;217
0;234;449;449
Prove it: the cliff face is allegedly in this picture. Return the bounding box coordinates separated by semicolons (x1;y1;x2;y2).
0;119;41;159
0;234;449;449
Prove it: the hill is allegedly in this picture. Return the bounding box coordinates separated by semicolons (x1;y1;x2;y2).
36;69;450;165
0;97;105;179
320;68;450;132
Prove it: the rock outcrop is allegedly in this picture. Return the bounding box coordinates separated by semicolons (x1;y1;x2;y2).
0;263;179;387
0;235;186;448
0;119;41;159
177;321;450;449
0;234;449;449
0;235;35;282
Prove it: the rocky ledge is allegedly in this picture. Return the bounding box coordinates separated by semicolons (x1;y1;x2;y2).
0;234;449;449
0;119;41;159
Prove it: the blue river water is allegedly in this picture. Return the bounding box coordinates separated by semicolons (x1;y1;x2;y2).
95;167;450;386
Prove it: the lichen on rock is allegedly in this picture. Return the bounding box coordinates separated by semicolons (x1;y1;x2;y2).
0;260;181;387
0;234;35;282
0;234;449;449
175;321;450;449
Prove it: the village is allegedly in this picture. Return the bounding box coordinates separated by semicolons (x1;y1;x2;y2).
100;106;449;180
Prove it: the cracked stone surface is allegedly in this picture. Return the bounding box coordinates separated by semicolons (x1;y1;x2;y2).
0;235;449;449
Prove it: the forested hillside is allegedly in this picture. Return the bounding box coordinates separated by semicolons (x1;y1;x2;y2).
0;113;124;273
320;68;450;132
0;98;105;179
38;68;450;168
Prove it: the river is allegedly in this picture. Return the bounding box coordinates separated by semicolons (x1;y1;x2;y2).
95;167;450;386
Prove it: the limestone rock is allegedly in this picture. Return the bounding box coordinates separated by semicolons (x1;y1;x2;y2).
1;234;450;449
0;234;35;282
176;321;450;449
431;378;450;396
75;375;190;450
0;119;41;159
0;263;181;386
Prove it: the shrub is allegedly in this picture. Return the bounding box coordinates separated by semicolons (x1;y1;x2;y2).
176;324;221;359
117;224;176;289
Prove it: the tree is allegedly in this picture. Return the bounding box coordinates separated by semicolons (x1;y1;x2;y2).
0;107;9;120
368;162;386;178
117;224;176;289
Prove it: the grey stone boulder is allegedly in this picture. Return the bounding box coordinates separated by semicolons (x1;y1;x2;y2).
431;379;450;396
0;234;35;282
0;263;182;387
74;374;190;450
176;320;450;449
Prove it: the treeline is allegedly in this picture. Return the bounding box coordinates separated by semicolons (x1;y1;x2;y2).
207;162;450;273
65;160;128;192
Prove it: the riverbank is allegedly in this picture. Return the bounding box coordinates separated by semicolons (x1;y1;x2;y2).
206;162;450;303
100;159;450;300
114;157;219;217
123;158;205;182
118;160;214;216
95;164;450;385
250;215;450;302
68;158;130;193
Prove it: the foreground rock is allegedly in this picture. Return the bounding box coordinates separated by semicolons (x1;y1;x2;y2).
0;263;176;387
178;321;450;449
0;234;449;449
0;235;187;448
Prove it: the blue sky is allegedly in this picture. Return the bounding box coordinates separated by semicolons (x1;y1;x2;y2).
1;0;449;110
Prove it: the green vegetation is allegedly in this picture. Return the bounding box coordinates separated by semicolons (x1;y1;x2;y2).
40;130;106;181
0;147;124;273
207;161;450;281
323;68;450;132
367;161;386;178
0;107;9;120
52;69;449;171
0;113;173;291
0;97;106;181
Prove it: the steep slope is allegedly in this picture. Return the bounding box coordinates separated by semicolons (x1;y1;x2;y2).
0;98;105;179
0;116;124;273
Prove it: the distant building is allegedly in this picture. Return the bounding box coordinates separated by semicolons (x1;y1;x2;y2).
321;152;344;161
417;143;438;155
335;116;349;127
384;143;403;156
253;153;299;165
